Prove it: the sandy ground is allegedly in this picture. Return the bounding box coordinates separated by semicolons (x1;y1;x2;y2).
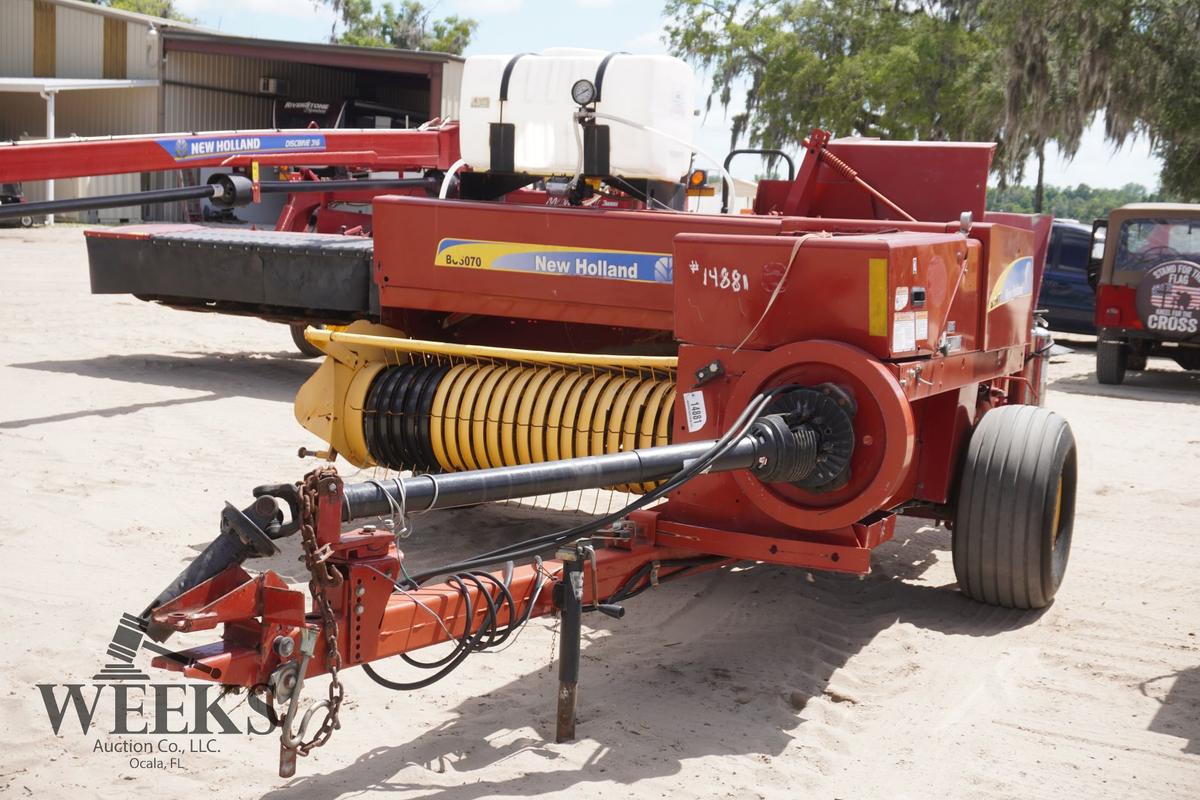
0;224;1198;799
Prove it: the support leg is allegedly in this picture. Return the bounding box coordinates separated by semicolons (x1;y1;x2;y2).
555;544;583;743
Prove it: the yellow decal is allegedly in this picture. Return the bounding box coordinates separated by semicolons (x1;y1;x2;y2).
868;258;888;336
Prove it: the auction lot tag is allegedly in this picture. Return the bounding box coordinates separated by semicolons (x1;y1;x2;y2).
683;390;707;433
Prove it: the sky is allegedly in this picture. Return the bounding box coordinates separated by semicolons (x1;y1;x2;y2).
173;0;1164;189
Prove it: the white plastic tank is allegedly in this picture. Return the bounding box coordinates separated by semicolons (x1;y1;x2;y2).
459;48;696;181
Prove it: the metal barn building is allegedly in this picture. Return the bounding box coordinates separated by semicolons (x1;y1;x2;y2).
0;0;462;222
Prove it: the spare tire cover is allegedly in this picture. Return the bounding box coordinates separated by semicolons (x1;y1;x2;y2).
1136;260;1200;338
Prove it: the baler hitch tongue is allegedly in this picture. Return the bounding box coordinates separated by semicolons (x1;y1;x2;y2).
141;497;286;641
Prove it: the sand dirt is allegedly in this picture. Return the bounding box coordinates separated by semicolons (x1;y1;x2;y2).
1;225;1198;799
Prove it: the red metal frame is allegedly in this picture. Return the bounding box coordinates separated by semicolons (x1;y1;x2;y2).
150;480;725;688
0;125;461;183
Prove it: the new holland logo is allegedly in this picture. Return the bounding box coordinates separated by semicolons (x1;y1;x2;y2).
987;255;1035;311
434;238;674;284
155;134;327;162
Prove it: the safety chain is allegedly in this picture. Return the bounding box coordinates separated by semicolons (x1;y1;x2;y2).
290;466;345;756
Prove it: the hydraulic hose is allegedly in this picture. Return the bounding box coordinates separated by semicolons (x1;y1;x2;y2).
586;110;737;213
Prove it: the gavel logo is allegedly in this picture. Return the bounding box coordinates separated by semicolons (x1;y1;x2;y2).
92;613;215;681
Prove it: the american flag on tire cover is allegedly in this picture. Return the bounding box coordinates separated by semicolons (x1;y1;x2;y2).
1151;282;1200;311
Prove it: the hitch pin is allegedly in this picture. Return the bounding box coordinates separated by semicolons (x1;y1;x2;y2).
278;627;325;778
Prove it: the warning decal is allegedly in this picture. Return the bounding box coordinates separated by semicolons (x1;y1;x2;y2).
893;311;917;353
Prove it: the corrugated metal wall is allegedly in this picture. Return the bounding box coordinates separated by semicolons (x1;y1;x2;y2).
0;0;35;76
125;21;156;80
441;60;462;121
18;87;158;222
163;50;357;131
158;50;361;221
54;3;103;78
1;0;460;223
1;0;162;220
0;0;160;78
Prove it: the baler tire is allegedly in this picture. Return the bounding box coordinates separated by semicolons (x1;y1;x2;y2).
1096;339;1126;385
952;405;1077;610
290;323;326;359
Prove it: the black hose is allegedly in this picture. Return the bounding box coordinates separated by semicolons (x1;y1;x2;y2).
406;387;786;584
361;570;522;691
361;387;803;694
0;176;436;221
0;184;216;220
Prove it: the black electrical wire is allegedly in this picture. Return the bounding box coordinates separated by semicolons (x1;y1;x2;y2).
407;385;792;584
362;554;719;693
361;569;532;691
362;387;801;694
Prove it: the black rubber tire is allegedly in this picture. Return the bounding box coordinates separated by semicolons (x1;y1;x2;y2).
20;215;33;228
1126;349;1148;371
1096;338;1127;385
290;323;326;358
952;405;1077;609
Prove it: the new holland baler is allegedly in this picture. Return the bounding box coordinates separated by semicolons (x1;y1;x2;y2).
0;50;1073;778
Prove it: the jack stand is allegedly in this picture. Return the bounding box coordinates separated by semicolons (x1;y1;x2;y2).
555;542;584;743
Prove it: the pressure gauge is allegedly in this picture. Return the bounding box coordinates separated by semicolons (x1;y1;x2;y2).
571;79;597;106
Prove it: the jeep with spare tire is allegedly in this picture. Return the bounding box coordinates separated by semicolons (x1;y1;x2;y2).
1088;203;1200;384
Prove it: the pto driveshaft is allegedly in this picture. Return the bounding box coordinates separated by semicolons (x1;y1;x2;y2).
146;405;832;623
0;176;437;221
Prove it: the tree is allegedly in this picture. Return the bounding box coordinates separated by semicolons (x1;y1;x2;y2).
665;0;1200;201
665;1;1003;158
318;0;476;54
85;0;194;22
987;181;1167;221
1105;1;1200;200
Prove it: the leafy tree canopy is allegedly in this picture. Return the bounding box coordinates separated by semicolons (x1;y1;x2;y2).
665;0;1200;201
987;182;1170;222
320;0;476;54
85;0;195;23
